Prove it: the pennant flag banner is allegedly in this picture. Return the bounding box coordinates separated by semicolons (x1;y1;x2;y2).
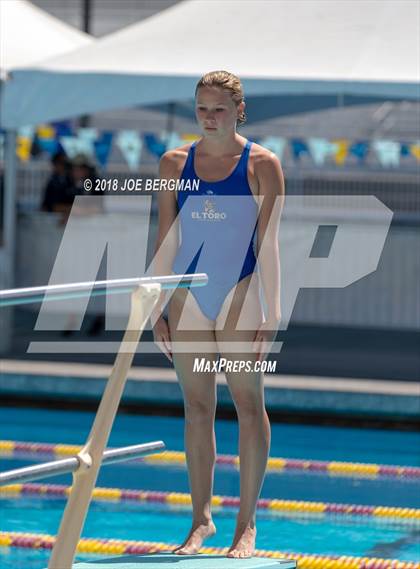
37;125;55;140
291;139;310;159
307;138;339;165
36;137;60;155
332;139;349;165
78;128;98;142
349;141;369;163
400;143;411;158
164;131;200;151
31;124;59;156
94;131;113;168
116;131;142;171
52;121;73;138
10;124;419;170
15;126;36;158
18;125;35;141
144;133;166;158
78;128;98;156
409;141;420;161
164;131;183;151
59;136;95;159
373;140;401;167
16;137;32;162
260;136;287;162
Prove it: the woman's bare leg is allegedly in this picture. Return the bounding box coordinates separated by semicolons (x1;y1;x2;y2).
224;363;270;558
216;275;270;558
168;288;218;554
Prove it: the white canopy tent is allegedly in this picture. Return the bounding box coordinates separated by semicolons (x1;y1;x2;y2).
1;0;419;128
0;0;93;352
0;0;92;75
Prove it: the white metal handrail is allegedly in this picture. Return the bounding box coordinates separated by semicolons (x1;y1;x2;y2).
0;273;208;569
0;273;208;307
0;441;165;486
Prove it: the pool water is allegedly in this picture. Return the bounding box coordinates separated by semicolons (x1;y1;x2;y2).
1;406;420;567
1;497;420;563
1;407;419;466
3;457;420;508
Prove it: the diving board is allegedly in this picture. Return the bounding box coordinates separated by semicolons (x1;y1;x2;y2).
73;553;296;568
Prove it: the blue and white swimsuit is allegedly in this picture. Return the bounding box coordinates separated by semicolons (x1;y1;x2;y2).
173;139;259;321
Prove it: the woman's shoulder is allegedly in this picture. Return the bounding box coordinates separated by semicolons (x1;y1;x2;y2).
159;142;195;175
249;141;284;194
160;142;195;164
249;141;281;167
158;143;194;177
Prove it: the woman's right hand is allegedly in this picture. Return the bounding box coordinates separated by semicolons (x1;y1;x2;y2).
152;316;173;362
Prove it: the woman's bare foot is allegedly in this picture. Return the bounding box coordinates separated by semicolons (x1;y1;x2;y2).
173;520;217;555
227;522;257;558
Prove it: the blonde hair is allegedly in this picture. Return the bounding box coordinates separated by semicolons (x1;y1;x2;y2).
195;70;246;125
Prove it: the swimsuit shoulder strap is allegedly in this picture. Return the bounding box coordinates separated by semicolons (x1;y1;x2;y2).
180;141;198;179
236;139;252;175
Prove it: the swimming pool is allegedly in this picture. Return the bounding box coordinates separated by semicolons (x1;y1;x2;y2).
1;406;419;567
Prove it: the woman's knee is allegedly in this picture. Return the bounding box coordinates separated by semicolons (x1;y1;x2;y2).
230;390;266;422
183;396;216;423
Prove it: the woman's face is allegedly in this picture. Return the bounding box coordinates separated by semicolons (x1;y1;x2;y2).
195;86;244;137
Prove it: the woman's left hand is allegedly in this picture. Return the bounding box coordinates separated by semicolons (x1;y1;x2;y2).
252;320;280;362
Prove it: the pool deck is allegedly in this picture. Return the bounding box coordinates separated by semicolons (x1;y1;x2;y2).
72;554;296;568
1;359;419;420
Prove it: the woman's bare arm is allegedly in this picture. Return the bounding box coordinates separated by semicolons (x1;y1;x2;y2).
150;150;181;323
255;151;285;326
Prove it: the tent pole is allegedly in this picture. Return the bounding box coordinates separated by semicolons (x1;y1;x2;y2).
0;129;17;353
4;129;17;281
80;0;92;128
82;0;92;34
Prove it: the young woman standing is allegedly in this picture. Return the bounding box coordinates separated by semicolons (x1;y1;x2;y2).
152;70;284;558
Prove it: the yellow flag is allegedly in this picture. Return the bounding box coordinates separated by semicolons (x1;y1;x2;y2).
16;137;32;161
410;142;420;161
332;139;349;165
37;124;55;139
